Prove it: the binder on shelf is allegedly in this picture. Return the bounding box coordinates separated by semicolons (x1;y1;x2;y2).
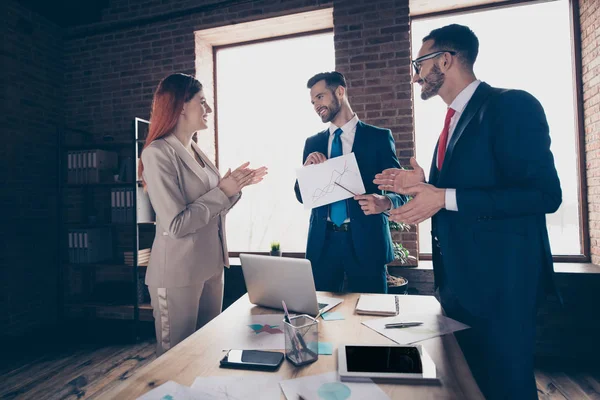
67;149;118;184
82;151;88;183
67;153;74;184
91;149;118;183
119;190;126;223
125;190;132;223
68;231;74;264
67;227;113;264
111;189;117;223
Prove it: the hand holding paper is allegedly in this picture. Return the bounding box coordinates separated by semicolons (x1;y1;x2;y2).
296;153;365;210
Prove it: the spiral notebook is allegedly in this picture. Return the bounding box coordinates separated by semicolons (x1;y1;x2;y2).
355;295;399;316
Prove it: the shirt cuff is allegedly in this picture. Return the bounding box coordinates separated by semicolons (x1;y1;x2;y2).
445;189;458;211
384;194;394;211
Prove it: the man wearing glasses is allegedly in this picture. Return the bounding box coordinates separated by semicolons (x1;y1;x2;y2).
374;24;561;399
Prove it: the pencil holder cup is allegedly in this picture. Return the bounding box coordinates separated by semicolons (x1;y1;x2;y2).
283;314;319;367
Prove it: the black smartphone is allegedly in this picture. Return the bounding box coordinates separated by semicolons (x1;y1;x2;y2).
219;350;284;371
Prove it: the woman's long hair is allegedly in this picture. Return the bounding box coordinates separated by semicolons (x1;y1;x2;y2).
139;73;202;188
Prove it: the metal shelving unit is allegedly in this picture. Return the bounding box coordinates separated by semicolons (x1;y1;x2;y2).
57;117;152;339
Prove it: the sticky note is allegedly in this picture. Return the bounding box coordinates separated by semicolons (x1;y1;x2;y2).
322;312;345;321
318;342;333;355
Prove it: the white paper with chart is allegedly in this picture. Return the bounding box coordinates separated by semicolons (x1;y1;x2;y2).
296;153;366;210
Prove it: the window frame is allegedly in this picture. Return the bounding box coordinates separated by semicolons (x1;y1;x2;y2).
212;28;334;257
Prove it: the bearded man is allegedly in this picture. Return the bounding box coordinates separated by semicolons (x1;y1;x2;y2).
374;24;562;399
294;71;407;293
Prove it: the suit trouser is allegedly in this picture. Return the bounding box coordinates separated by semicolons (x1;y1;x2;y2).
311;228;387;294
439;279;539;400
148;268;224;356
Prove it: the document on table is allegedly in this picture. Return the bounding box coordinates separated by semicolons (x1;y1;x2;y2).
362;313;470;344
280;371;390;400
136;381;197;400
296;153;365;210
191;375;282;399
136;376;282;400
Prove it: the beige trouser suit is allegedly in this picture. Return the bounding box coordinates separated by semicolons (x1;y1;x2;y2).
142;134;239;356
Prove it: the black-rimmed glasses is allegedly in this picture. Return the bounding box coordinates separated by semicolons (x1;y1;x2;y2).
411;50;456;75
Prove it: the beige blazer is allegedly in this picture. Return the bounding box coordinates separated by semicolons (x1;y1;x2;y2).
141;134;240;288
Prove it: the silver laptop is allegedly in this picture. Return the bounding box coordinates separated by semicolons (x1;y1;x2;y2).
239;254;343;316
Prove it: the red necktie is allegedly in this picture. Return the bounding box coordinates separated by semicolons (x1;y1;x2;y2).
437;107;456;170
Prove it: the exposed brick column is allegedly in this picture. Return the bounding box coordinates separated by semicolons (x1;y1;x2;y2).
580;0;600;263
333;0;416;263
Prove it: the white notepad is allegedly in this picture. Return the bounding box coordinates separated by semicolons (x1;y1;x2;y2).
355;294;399;316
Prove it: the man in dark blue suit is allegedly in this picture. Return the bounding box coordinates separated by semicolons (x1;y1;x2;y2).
375;25;561;399
294;72;407;294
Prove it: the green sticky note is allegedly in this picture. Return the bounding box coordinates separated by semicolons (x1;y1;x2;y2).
318;342;333;355
322;311;345;321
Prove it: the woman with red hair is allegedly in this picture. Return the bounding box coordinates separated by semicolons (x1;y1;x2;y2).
140;73;267;355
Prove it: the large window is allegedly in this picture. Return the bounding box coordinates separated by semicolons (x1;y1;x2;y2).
215;32;335;253
412;0;582;256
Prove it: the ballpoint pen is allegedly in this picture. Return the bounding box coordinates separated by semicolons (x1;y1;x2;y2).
334;181;391;217
384;321;423;329
315;308;324;319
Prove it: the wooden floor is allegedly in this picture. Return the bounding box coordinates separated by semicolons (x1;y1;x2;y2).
0;338;598;399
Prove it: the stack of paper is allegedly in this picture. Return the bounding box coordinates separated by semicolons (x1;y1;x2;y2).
355;294;398;316
124;248;151;266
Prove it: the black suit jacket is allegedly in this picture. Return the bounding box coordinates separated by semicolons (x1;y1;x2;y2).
430;82;562;316
295;121;408;269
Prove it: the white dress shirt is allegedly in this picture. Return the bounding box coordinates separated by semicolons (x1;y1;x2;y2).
327;114;359;222
192;148;219;189
444;80;481;211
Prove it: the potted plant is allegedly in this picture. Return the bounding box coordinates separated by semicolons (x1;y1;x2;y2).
387;221;416;294
270;241;281;256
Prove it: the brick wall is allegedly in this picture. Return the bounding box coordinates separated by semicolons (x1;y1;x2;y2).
333;0;416;258
63;0;417;260
1;1;63;335
581;0;600;264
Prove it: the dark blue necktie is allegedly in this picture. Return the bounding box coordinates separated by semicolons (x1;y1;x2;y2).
329;128;347;226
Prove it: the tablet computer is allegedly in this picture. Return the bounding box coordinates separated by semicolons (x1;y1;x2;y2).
338;344;438;383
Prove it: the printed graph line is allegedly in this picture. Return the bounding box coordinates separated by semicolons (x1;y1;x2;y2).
311;161;351;203
248;324;283;335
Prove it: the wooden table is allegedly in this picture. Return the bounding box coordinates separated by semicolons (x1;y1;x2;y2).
100;293;484;399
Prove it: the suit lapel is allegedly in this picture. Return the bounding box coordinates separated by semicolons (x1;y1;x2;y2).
164;134;210;187
438;82;494;182
351;121;369;182
429;142;440;185
316;129;329;158
351;121;366;154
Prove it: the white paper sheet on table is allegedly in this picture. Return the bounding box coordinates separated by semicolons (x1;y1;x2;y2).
136;380;201;400
223;314;286;350
191;375;282;400
296;153;366;210
280;371;390;400
362;313;470;345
